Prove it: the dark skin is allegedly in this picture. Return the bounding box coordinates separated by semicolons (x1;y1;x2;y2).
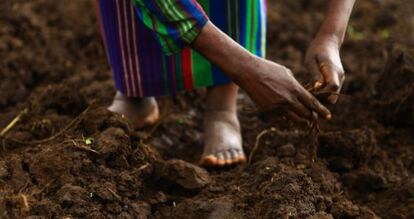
193;22;331;123
306;0;356;104
108;0;356;167
193;0;356;117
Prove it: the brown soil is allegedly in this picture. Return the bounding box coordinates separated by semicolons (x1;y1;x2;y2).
1;0;414;218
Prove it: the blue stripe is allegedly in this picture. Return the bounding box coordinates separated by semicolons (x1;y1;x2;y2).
256;0;263;58
239;0;247;48
136;17;151;96
209;0;231;84
149;29;166;96
105;0;126;94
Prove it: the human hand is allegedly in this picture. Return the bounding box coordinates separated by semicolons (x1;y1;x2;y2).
191;21;330;123
235;59;331;124
305;36;345;104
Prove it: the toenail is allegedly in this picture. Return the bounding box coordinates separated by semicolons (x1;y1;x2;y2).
230;150;238;160
223;151;233;164
216;152;225;161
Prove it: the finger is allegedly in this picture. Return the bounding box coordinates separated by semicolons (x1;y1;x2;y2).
289;99;313;119
298;88;332;120
319;63;344;104
307;56;325;86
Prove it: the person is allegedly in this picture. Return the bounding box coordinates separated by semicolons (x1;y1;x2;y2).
95;0;355;167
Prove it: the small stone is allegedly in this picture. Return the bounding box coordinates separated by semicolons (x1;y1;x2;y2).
155;159;211;190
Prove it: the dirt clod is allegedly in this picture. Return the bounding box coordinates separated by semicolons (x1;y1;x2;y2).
154;159;211;190
0;0;413;218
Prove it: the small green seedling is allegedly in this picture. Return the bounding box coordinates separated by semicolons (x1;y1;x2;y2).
83;137;94;145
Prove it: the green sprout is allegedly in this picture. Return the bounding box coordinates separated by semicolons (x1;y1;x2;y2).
84;137;94;145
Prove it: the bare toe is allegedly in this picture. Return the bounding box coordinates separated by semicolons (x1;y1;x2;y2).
200;110;244;168
229;149;242;163
215;152;226;166
199;155;218;167
223;151;233;165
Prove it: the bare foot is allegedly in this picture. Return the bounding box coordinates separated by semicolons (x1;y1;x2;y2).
108;92;159;129
199;110;245;167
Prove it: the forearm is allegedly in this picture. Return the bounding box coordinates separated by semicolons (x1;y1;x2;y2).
191;21;259;81
316;0;356;46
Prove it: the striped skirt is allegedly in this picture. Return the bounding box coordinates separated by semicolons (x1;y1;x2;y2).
96;0;267;97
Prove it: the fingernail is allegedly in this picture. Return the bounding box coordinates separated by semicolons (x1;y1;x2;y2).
314;81;323;89
326;114;332;120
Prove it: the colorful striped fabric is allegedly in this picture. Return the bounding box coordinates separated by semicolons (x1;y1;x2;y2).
132;0;208;55
96;0;267;98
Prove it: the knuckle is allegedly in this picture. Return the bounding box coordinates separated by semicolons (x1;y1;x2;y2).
330;83;340;91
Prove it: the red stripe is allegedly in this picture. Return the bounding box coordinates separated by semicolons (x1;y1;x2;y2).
94;0;107;49
181;48;194;90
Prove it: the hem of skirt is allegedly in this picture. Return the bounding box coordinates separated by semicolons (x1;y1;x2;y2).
114;78;234;98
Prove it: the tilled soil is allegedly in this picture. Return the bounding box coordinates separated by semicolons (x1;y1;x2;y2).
1;0;413;218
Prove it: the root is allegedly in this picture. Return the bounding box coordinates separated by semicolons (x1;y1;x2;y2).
1;103;94;145
248;127;277;164
20;194;30;212
309;112;320;162
0;108;28;137
107;188;121;201
65;139;99;154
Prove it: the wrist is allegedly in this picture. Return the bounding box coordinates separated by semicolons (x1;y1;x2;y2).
229;53;262;82
314;33;342;48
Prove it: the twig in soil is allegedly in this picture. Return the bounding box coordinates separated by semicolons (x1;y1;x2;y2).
32;179;56;196
133;163;150;173
0;108;28;137
309;112;320;162
248;127;277;164
107;188;122;201
67;139;99;154
18;194;30;212
1;104;93;145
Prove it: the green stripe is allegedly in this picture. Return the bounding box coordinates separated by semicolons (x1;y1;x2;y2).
245;0;252;51
192;52;213;88
198;0;209;15
162;0;194;42
251;0;259;54
191;0;213;88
